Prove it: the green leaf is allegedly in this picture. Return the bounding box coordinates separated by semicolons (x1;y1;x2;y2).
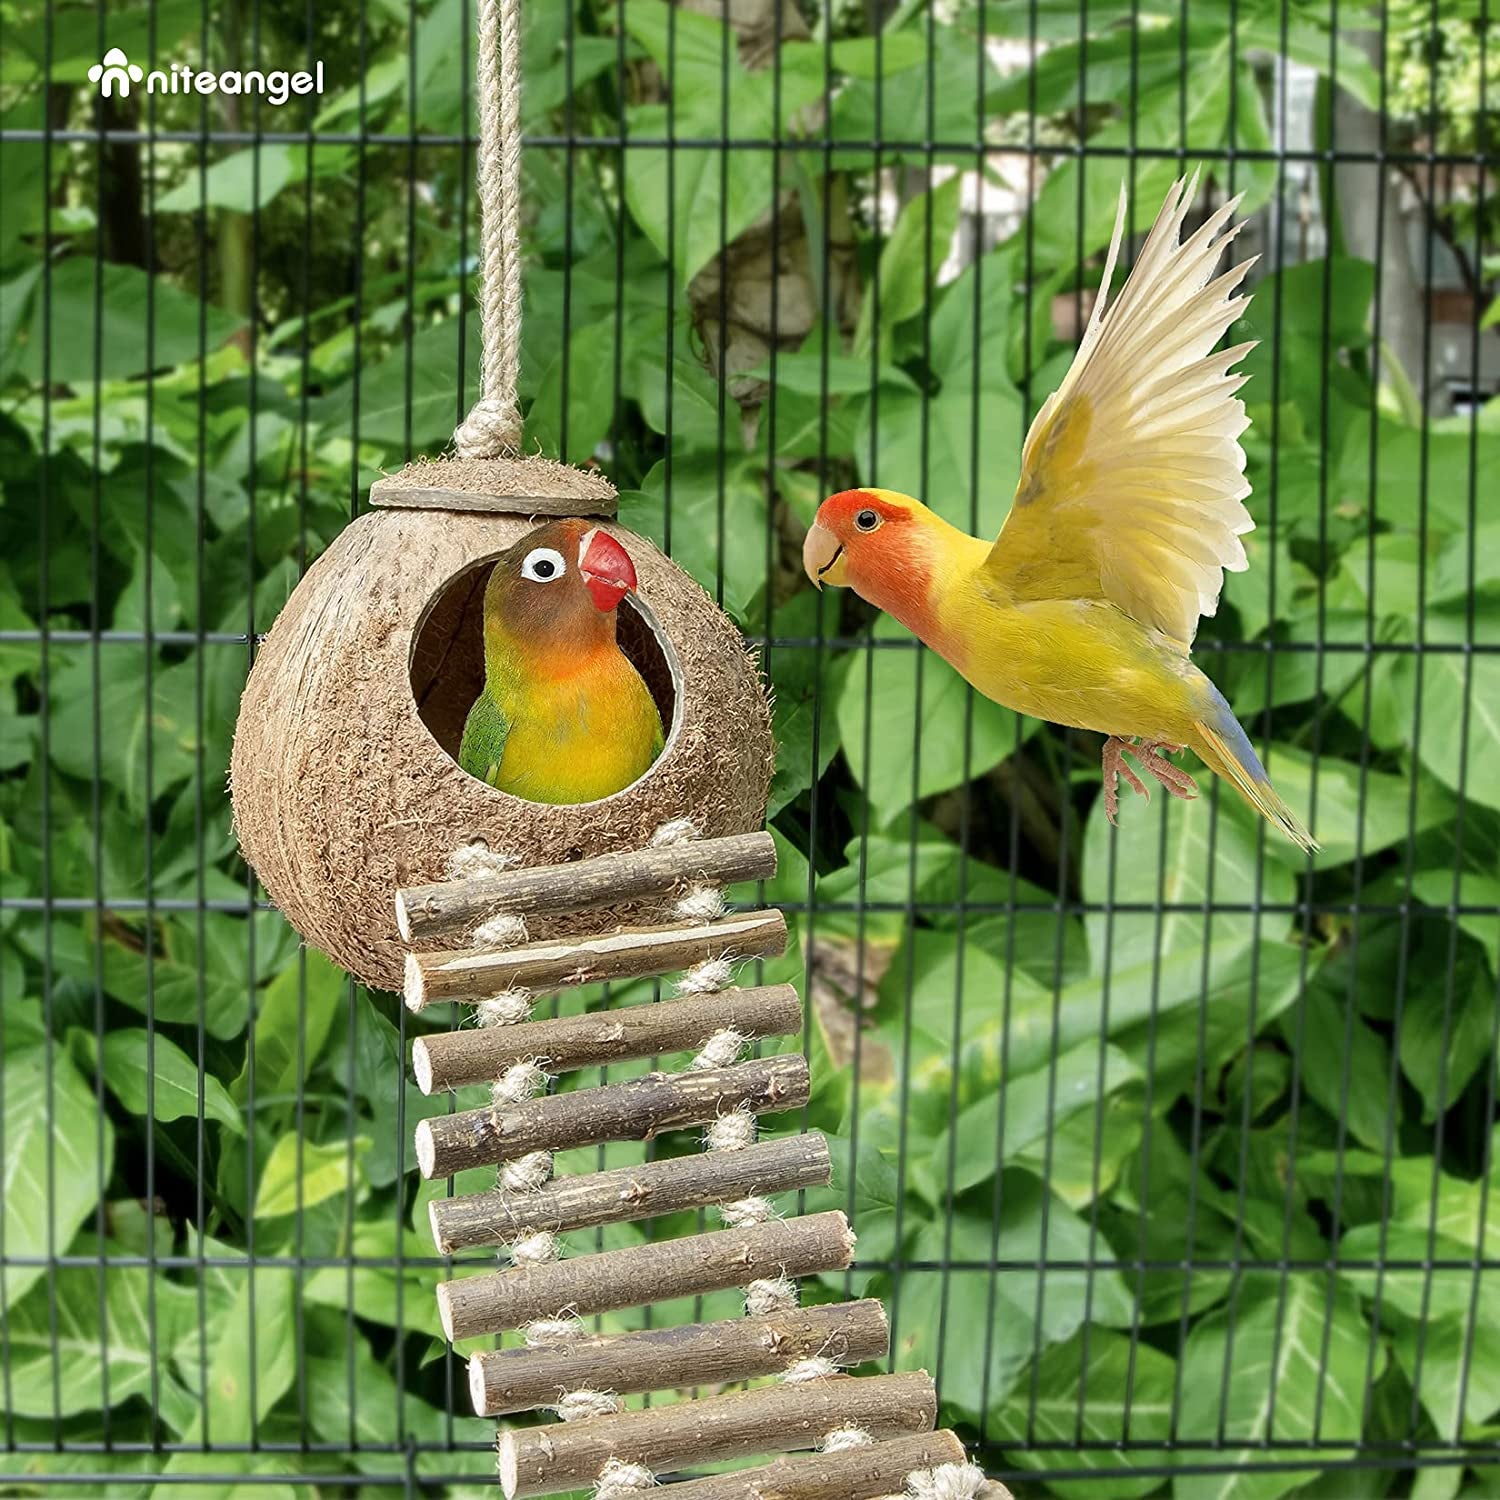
95;1029;244;1135
1399;938;1498;1123
0;95;57;266
156;142;350;216
927;1039;1140;1199
1383;614;1500;814
1230;743;1453;872
852;175;964;358
889;1171;1135;1418
305;1340;451;1455
1011;1087;1144;1211
1082;777;1298;975
3;1237;189;1417
48;642;241;817
619;3;824;284
524;315;619;467
1023;69;1229;273
236;947;346;1103
852;242;1024;537
302;1219;432;1329
188;1265;297;1446
1175;1277;1370;1500
837;619;1038;826
830;21;1003;166
618;448;770;624
991;1328;1176;1500
99;914;254;1041
254;1134;368;1220
765;597;849;817
21;258;245;385
1393;1310;1500;1444
148;1452;304;1500
2;1038;113;1310
1281;987;1392;1152
313;313;476;454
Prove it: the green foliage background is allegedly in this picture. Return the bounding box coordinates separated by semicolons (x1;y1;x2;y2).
1;0;1498;1495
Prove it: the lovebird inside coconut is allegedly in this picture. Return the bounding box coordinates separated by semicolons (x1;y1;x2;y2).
430;518;669;805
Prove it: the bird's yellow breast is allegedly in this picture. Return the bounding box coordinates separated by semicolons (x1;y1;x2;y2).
495;655;663;805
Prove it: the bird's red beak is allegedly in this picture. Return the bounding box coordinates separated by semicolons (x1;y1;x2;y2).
579;527;638;612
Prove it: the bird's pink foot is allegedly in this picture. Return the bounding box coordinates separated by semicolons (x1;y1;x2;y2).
1101;736;1148;826
1131;740;1199;802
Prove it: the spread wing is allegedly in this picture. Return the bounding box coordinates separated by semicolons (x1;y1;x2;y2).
984;173;1256;650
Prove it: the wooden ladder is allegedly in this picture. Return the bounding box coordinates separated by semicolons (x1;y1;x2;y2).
398;830;1007;1500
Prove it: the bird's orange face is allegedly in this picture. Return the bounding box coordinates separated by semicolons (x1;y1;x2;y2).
485;518;639;662
802;488;934;607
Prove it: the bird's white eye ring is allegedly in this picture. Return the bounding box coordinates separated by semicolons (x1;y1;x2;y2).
855;508;881;532
520;546;567;583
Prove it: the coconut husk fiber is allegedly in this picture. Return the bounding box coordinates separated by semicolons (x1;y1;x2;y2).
230;508;774;991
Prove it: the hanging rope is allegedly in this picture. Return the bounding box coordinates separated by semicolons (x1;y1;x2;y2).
454;0;525;458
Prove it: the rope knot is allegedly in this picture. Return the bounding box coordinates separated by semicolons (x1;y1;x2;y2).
476;990;533;1027
822;1426;875;1452
594;1459;656;1498
744;1276;798;1316
453;397;521;459
500;1149;554;1193
556;1388;621;1421
690;1028;747;1072
907;1464;989;1500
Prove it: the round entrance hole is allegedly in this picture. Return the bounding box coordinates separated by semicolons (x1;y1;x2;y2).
408;554;681;802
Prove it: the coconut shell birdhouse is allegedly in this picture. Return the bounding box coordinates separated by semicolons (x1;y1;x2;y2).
230;462;773;992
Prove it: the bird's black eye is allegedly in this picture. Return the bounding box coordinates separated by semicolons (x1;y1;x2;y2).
855;508;881;533
520;546;567;582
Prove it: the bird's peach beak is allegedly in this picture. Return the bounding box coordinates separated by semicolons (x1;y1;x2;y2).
802;519;847;590
579;528;637;612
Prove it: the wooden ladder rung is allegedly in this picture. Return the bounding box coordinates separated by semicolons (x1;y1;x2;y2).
414;1054;808;1179
657;1430;972;1500
397;831;778;941
499;1372;937;1499
430;1132;830;1253
412;984;802;1093
436;1210;854;1340
467;1298;889;1417
404;910;787;1010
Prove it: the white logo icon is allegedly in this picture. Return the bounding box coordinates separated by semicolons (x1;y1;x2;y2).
88;47;145;98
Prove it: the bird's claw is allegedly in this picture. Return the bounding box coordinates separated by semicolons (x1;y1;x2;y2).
1102;736;1197;824
1102;736;1148;826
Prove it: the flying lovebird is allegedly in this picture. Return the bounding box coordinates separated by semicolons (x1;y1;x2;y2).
458;519;664;803
802;176;1316;852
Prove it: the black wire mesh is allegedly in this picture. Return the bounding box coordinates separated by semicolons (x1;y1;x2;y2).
1;0;1498;1495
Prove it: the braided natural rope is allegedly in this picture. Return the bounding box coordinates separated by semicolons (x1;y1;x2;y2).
455;0;524;457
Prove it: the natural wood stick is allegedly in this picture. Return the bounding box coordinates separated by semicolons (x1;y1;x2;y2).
499;1372;937;1498
404;910;788;1010
412;984;802;1094
431;1133;830;1252
468;1299;889;1417
415;1055;808;1179
658;1431;970;1500
437;1210;853;1340
396;831;778;941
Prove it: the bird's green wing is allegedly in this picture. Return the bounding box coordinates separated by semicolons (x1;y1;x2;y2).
457;691;511;787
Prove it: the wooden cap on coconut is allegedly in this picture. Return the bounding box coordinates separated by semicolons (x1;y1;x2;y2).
369;453;618;517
